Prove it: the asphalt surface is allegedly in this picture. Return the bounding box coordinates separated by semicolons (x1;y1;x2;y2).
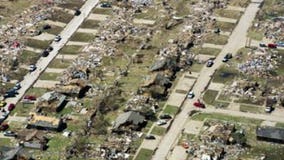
152;1;263;159
3;0;99;117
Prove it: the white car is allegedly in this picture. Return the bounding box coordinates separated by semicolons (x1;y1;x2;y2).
187;91;195;99
156;119;167;126
54;35;62;42
265;106;272;113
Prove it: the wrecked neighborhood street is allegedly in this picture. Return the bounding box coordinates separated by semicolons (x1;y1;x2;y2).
0;0;284;160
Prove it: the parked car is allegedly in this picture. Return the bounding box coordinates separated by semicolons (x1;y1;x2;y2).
46;46;53;52
193;101;205;108
0;123;9;131
156;119;167;126
8;103;15;111
187;91;195;99
23;95;36;101
13;82;21;90
54;35;62;42
159;114;172;119
206;59;214;67
29;65;37;72
268;43;277;48
0;101;7;107
276;41;284;47
259;43;266;47
145;134;156;140
74;9;81;16
265;106;273;113
100;2;111;8
41;50;49;57
3;131;16;137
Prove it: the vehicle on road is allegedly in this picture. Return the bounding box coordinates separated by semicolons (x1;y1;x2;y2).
41;50;49;57
268;43;277;49
0;123;9;131
29;65;37;72
159;114;172;119
193;101;205;108
3;131;16;137
187;91;195;99
8;103;15;111
259;42;266;47
100;2;111;8
206;59;214;67
74;9;81;16
276;41;284;47
0;101;6;107
145;134;156;140
54;35;62;42
156;119;167;126
46;46;53;52
265;106;273;113
222;53;232;62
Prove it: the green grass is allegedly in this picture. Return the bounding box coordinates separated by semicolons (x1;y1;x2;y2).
47;134;72;152
26;87;48;96
240;104;263;113
49;59;72;69
49;9;73;23
191;113;263;125
247;29;264;41
60;45;82;55
39;72;60;80
25;39;51;49
229;0;250;7
204;33;229;45
7;68;29;81
163;105;179;115
203;90;218;105
135;148;154;160
44;25;64;35
80;20;101;28
212;66;239;83
214;21;236;32
69;32;96;42
191;47;221;56
92;8;113;14
12;103;35;117
0;138;12;147
215;9;242;19
151;126;167;136
190;63;204;72
19;50;40;65
275;123;284;128
57;0;84;9
235;98;265;106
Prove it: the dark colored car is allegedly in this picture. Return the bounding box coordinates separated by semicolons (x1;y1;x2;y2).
41;50;49;57
23;95;36;101
159;114;172;119
74;9;81;16
8;103;15;111
100;2;111;8
268;43;277;48
0;124;9;131
145;135;156;140
42;24;51;30
206;60;214;67
222;53;233;62
193;101;205;108
46;46;53;52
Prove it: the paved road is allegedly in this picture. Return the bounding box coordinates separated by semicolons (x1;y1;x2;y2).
152;1;263;159
4;0;99;115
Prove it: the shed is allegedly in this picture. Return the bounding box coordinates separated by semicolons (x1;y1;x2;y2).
256;126;284;143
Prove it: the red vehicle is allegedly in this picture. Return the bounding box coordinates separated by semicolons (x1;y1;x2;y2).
193;100;205;108
268;43;277;48
8;103;15;111
23;95;36;101
0;123;9;131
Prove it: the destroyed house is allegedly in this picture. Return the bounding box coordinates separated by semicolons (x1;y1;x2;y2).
35;91;67;112
26;113;63;131
55;79;90;98
256;126;284;143
113;111;146;131
0;146;22;160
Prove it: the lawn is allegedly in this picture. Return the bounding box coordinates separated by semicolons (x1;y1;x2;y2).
57;0;85;9
214;9;242;19
46;134;72;152
49;59;73;69
190;63;204;72
44;25;64;35
229;0;250;7
49;9;73;23
204;33;229;45
163;105;179;115
191;47;221;56
191;113;262;125
0;138;13;147
203;90;218;105
212;66;239;83
214;21;236;32
12;103;35;117
19;50;40;65
92;8;113;15
135;148;154;160
80;20;101;28
60;45;82;55
7;68;29;81
26;87;48;96
151;126;167;136
39;72;60;80
239;104;263;113
275;123;284;128
69;32;96;42
247;29;264;41
25;39;51;49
